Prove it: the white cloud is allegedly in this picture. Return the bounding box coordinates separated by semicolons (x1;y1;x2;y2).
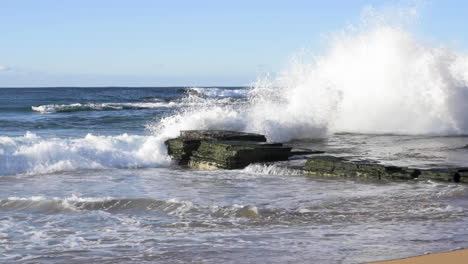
0;65;12;72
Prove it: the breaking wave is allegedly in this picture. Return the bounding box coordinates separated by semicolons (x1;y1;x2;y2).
0;132;171;176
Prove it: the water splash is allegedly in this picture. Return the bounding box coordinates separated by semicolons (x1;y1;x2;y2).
269;26;468;136
151;6;468;142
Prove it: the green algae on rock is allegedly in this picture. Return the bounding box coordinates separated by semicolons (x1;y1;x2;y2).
165;130;291;169
189;141;291;170
304;156;468;183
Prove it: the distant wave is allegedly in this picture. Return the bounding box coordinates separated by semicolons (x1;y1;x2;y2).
31;93;244;114
31;102;177;114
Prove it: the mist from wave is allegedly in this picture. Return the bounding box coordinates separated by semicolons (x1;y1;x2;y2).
150;7;468;142
187;87;250;98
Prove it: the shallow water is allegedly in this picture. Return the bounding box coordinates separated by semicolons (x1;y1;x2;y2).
1;168;467;263
1;87;467;263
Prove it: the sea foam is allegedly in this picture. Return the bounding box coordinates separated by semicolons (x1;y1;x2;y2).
0;132;171;175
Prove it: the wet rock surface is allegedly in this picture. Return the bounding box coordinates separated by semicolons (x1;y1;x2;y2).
304;156;468;183
165;130;291;169
189;141;291;170
179;130;267;142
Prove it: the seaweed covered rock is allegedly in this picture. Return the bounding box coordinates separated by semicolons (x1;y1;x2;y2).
165;130;267;165
165;130;291;169
304;156;468;183
304;156;418;180
180;130;266;142
165;138;201;165
418;168;468;183
189;141;291;170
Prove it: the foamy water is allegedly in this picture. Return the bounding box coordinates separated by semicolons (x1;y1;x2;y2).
1;168;467;263
0;132;171;175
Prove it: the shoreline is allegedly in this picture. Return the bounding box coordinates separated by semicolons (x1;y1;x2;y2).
368;249;468;264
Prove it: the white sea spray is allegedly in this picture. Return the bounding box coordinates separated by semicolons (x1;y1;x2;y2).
150;7;468;142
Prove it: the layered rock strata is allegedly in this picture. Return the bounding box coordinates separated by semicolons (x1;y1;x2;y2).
304;156;468;183
165;130;291;169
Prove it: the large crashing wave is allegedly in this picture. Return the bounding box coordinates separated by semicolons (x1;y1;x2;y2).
265;26;468;136
151;7;468;141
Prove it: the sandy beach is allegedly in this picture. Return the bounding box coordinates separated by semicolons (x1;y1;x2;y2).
369;249;468;264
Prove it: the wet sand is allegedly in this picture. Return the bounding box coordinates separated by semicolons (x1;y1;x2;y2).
368;249;468;264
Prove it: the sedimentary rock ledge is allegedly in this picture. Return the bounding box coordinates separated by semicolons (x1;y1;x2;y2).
165;130;468;184
304;156;468;183
165;130;291;169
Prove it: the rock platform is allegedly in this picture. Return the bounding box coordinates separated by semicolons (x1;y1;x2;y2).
304;156;468;183
165;130;468;184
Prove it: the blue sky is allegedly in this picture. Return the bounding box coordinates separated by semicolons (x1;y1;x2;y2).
0;0;467;87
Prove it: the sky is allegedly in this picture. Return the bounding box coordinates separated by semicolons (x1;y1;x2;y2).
1;0;468;87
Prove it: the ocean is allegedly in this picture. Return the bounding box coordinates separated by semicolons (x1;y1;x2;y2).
0;86;467;264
